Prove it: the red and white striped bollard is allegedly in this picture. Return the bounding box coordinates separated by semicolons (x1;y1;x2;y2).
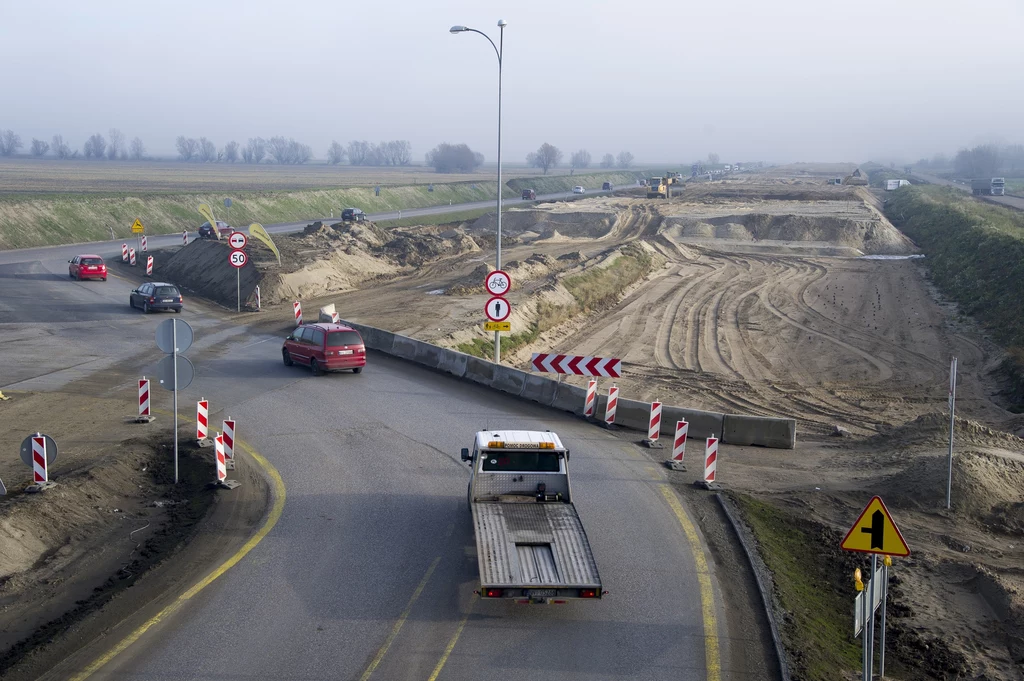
214;432;227;483
665;420;688;469
139;377;150;417
32;434;47;484
129;248;136;266
182;230;188;246
294;301;302;325
584;380;597;418
331;311;340;323
122;243;129;262
604;386;618;425
141;234;148;251
647;400;662;442
146;255;153;276
222;418;236;460
197;399;209;441
703;434;719;485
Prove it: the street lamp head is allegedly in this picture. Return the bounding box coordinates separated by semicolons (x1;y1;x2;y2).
497;19;507;27
449;25;467;33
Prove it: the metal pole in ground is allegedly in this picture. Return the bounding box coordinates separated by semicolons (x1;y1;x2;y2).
236;268;240;313
867;554;878;679
880;559;889;677
862;576;869;681
173;321;179;484
946;357;957;509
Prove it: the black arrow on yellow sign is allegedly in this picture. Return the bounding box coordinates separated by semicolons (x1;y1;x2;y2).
861;510;884;550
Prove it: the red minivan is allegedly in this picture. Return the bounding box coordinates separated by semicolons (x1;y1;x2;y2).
282;323;366;375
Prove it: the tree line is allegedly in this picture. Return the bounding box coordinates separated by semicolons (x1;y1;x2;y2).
526;144;635;174
0;128;145;160
915;143;1024;178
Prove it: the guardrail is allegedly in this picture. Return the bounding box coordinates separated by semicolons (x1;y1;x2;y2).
342;320;796;449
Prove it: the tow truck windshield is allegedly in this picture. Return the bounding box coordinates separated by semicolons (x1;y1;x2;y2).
481;450;561;472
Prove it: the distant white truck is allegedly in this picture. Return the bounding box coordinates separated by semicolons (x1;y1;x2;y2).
461;430;603;604
885;179;911;191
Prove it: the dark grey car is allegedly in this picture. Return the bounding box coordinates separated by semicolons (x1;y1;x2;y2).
130;282;183;313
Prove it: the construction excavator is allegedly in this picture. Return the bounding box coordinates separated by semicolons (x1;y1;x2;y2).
646;172;680;199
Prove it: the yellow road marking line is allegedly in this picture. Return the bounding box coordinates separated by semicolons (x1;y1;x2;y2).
427;597;475;681
659;486;722;681
69;436;287;680
359;556;442;681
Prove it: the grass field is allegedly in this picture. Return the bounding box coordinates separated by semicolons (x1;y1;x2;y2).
0;158;611;196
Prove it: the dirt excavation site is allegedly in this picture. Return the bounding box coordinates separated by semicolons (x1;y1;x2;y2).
38;175;1022;679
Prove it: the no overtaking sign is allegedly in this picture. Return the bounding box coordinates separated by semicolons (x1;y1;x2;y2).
228;232;248;249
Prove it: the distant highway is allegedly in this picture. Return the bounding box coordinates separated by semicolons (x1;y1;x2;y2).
910;171;1024;211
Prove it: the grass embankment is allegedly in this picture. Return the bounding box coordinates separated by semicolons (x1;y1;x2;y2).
457;244;654;358
375;207;493;230
885;186;1024;406
1006;179;1024;197
0;169;649;250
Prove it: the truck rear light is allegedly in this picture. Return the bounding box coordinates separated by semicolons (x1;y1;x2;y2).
483;588;504;598
579;589;598;598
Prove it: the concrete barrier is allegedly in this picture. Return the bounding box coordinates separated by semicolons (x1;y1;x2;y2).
724;414;796;449
338;319;797;449
522;374;559;406
663;405;726;441
490;366;528;398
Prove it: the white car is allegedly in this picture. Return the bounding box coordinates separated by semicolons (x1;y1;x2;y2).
572;186;585;194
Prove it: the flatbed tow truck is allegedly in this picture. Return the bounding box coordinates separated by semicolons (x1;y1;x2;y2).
461;430;604;604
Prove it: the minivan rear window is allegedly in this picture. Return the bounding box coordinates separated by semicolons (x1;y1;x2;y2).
327;331;362;346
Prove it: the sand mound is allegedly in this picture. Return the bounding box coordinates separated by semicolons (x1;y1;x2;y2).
873;413;1024;451
473;209;617;240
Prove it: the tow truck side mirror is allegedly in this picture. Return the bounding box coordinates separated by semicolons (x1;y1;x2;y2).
461;448;471;462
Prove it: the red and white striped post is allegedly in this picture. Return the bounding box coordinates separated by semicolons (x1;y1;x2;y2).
32;434;47;484
182;230;188;246
196;399;209;440
294;301;302;325
331;311;340;323
604;386;619;425
129;247;137;266
141;234;148;251
146;256;154;276
672;420;689;462
121;243;129;262
647;400;662;441
703;435;719;484
214;432;227;483
138;377;150;417
255;285;261;311
584;380;597;418
222;419;236;460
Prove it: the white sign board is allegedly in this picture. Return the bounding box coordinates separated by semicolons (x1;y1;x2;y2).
854;563;884;637
228;232;248;250
485;296;511;322
485;270;511;297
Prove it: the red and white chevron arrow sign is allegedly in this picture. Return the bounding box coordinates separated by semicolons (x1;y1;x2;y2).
530;353;622;377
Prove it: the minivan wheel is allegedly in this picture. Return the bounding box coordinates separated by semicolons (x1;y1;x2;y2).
310;359;322;376
282;349;293;366
352;367;362;374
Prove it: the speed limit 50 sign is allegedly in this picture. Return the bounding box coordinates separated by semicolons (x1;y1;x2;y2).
229;249;248;269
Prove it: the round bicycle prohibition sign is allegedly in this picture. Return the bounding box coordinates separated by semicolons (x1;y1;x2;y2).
485;270;511;297
229;249;248;269
485;296;512;322
228;231;248;249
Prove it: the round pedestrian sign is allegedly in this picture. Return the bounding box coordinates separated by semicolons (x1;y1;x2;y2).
485;270;511;297
229;249;248;268
228;232;248;250
485;296;512;322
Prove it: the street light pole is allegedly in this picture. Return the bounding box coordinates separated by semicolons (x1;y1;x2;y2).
451;19;506;363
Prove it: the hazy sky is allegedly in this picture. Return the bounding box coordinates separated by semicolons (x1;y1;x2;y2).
2;0;1022;164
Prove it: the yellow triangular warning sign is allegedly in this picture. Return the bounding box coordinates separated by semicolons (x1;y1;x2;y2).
840;496;910;557
131;218;145;233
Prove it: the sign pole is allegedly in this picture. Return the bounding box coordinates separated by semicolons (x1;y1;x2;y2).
173;320;179;484
946;357;957;509
880;560;889;678
862;581;870;681
237;268;240;313
867;554;877;678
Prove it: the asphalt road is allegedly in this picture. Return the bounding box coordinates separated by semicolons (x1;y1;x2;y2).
0;189;721;681
910;171;1024;211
